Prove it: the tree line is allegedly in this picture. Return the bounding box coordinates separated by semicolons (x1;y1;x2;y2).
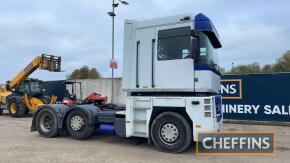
68;65;101;79
223;50;290;74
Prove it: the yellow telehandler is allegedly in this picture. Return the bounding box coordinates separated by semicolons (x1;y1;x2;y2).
0;54;61;117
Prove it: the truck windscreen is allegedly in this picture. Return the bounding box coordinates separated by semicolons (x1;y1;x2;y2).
196;32;219;73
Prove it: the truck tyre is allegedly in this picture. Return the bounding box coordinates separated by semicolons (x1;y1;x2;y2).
66;110;94;139
36;109;59;138
8;97;26;118
40;96;51;104
151;112;192;153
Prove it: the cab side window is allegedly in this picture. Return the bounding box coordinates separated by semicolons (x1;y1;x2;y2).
157;27;191;60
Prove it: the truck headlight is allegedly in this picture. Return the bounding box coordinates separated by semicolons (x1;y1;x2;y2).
204;99;211;104
204;105;211;111
205;112;211;117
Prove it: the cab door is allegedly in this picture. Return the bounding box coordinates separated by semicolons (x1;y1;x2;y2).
135;27;156;89
154;24;194;91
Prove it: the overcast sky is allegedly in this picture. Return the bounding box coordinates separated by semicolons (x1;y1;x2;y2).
0;0;290;82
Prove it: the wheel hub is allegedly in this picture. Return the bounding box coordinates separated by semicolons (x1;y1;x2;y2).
10;103;16;114
40;116;52;132
70;115;84;131
160;123;179;144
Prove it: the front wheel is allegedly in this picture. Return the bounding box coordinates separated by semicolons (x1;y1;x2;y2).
66;110;94;139
8;97;26;118
151;112;192;153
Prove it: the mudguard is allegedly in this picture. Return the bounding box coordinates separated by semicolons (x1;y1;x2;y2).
31;104;69;132
61;104;101;128
31;104;101;132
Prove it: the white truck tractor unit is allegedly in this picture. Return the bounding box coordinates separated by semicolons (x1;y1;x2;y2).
31;13;223;153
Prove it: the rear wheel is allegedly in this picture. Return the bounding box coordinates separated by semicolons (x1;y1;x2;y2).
66;110;94;139
8;97;26;118
151;112;192;153
0;108;3;115
36;109;59;138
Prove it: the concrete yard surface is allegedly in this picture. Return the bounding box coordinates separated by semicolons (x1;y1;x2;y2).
0;113;289;163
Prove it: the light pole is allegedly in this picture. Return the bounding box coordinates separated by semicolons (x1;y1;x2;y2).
108;0;129;103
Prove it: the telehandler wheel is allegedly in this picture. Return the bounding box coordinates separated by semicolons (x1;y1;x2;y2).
0;109;3;115
25;108;30;114
36;109;59;138
66;110;94;139
150;112;192;153
40;96;51;104
8;97;26;118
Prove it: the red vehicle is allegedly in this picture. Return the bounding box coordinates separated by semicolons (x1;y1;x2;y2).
62;81;107;106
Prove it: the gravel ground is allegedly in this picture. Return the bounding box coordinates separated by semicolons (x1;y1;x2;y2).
0;112;289;163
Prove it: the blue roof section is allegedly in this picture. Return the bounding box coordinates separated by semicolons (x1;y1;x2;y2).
195;13;222;48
